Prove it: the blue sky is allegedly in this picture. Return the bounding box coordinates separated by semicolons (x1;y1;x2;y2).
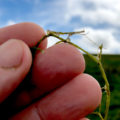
0;0;120;54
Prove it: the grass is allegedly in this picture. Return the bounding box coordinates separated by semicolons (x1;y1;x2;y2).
84;54;120;120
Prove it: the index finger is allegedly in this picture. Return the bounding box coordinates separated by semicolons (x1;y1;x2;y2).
0;22;47;49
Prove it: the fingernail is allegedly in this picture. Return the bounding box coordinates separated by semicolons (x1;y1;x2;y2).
0;39;23;69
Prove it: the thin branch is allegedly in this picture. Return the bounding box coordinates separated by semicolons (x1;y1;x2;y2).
98;44;103;61
33;30;111;120
92;112;104;120
98;62;110;120
47;30;85;35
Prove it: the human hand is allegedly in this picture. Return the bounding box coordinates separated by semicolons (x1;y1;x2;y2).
0;22;102;120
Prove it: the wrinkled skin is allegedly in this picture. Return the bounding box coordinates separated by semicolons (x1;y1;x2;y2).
0;22;102;120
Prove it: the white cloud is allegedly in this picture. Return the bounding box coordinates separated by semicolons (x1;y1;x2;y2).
46;27;120;54
38;0;120;54
1;0;119;54
74;27;120;54
47;36;59;48
65;0;120;27
32;0;69;28
6;20;16;26
31;0;120;28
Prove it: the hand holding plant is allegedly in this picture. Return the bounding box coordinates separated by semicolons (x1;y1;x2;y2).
0;22;108;120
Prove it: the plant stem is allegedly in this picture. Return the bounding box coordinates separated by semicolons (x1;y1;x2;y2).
47;33;110;119
92;112;104;120
67;41;99;63
47;30;85;35
34;30;110;120
98;62;110;120
35;34;51;48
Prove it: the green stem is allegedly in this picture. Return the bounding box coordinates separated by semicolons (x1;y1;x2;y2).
92;112;104;120
34;31;110;120
49;33;99;64
47;30;85;35
67;42;99;63
69;40;110;120
35;34;52;48
98;62;110;120
52;34;110;120
48;33;67;42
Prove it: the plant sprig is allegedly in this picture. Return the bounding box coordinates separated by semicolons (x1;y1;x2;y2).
33;30;110;120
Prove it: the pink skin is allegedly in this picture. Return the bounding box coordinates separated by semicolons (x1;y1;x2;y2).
11;74;101;120
10;43;85;109
0;39;32;103
0;22;47;49
0;23;102;120
80;118;90;120
0;22;47;103
32;43;85;96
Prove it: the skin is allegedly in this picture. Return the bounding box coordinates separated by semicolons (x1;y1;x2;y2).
0;22;102;120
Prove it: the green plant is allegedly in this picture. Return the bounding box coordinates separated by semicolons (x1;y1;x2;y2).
33;30;110;120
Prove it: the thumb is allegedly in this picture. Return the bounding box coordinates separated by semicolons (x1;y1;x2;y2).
0;39;32;103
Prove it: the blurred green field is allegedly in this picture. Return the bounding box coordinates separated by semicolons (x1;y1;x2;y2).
84;54;120;120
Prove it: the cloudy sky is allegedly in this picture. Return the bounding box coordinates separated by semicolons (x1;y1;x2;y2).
0;0;120;54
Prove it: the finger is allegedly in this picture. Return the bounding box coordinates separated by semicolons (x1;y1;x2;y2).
9;43;85;109
0;39;32;103
0;22;47;48
10;73;102;120
32;43;85;96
